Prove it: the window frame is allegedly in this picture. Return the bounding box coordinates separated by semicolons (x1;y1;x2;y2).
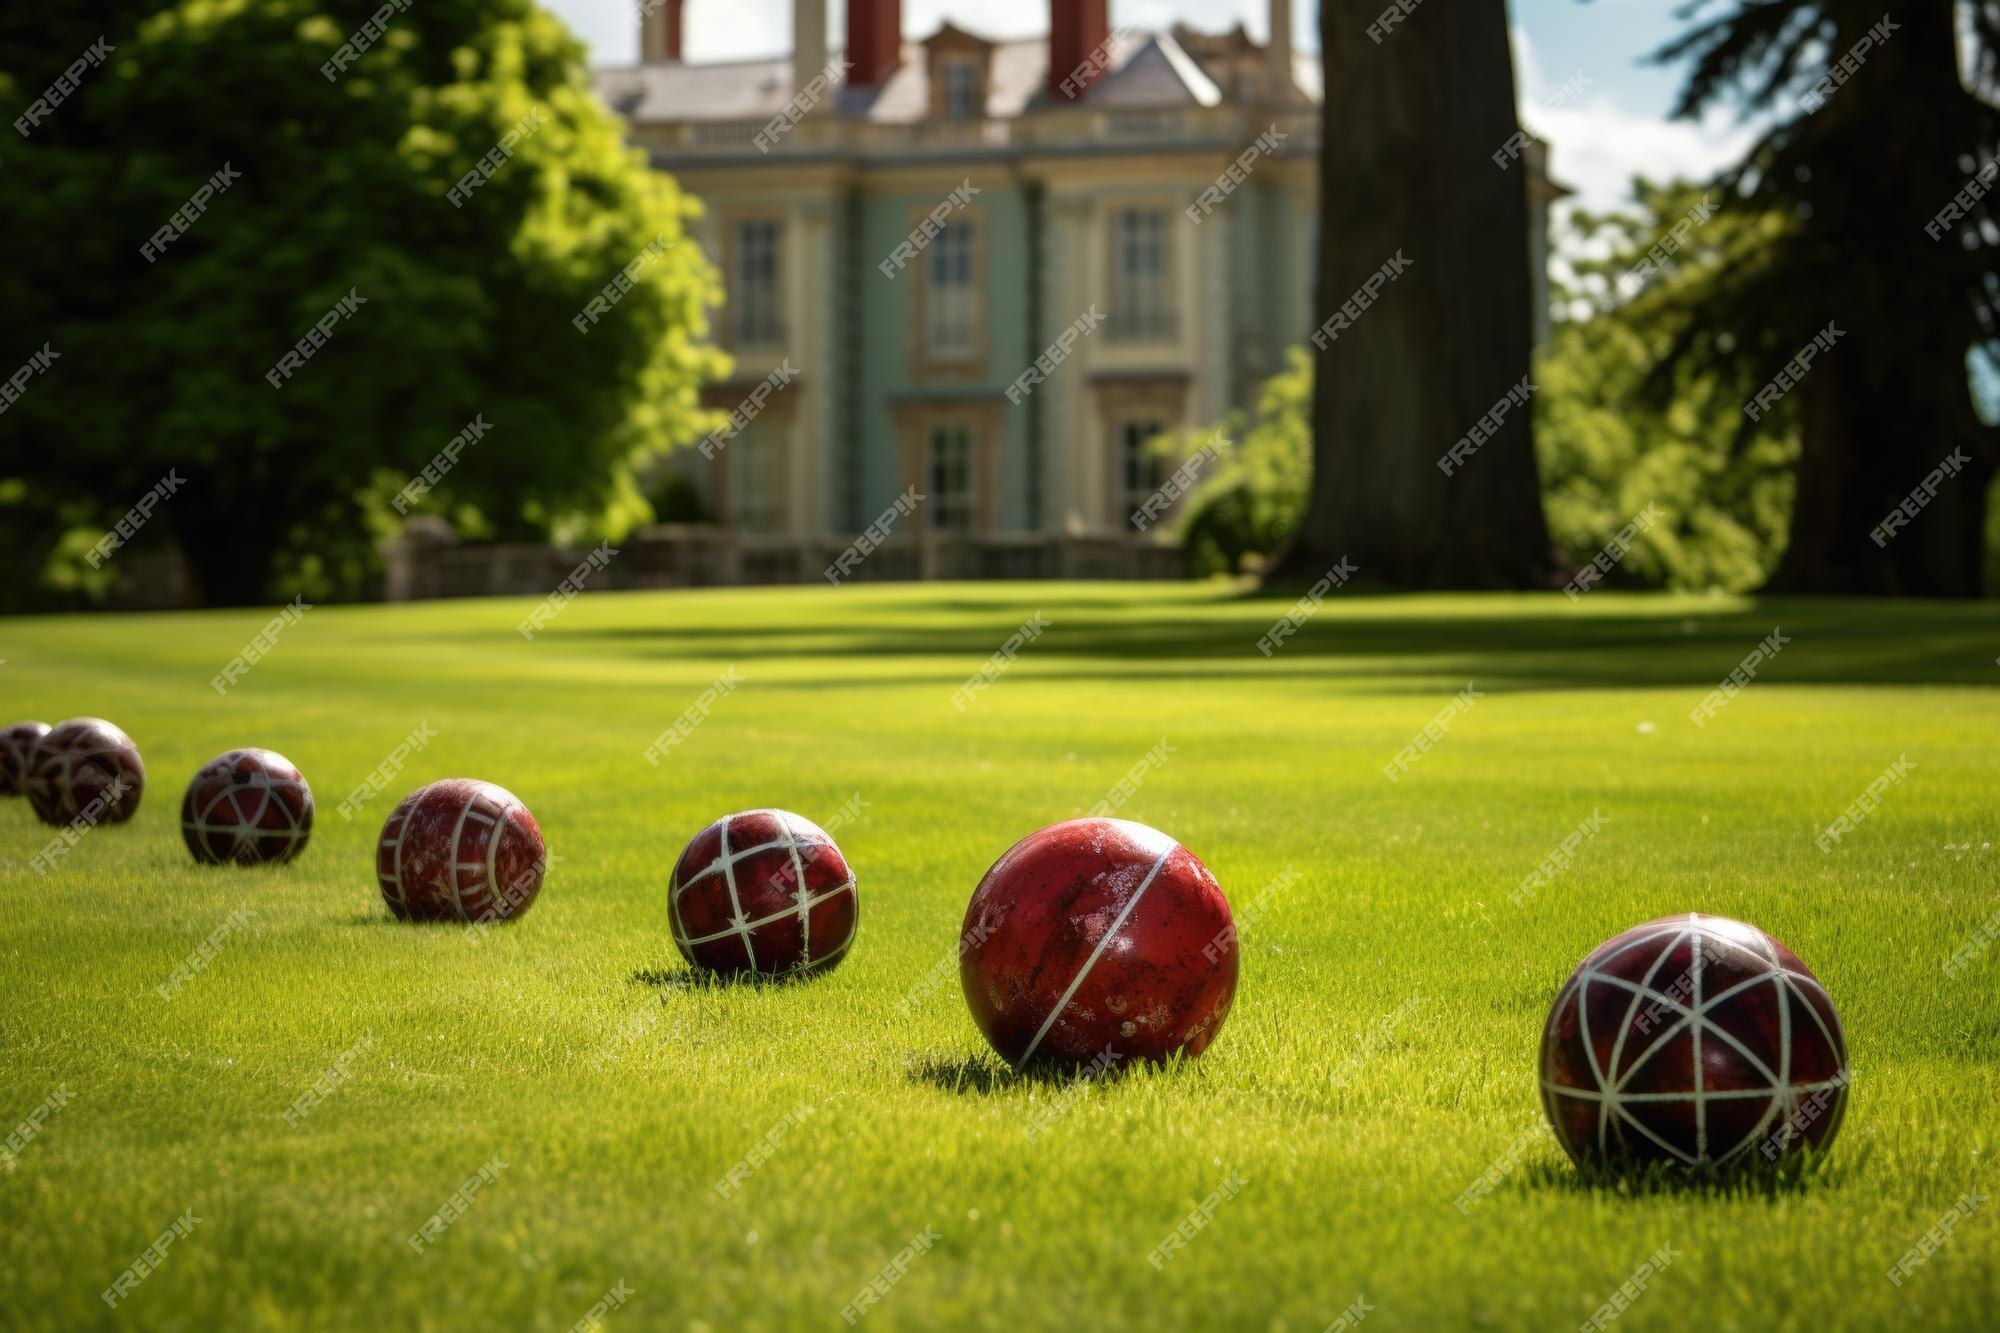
727;215;784;350
926;424;976;533
1107;206;1176;344
941;59;982;121
1117;418;1169;524
909;201;987;376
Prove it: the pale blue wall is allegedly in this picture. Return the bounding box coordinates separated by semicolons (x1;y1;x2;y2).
852;183;1038;530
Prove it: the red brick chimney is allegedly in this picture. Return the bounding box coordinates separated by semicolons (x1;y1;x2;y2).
847;0;903;88
641;0;685;61
1048;0;1111;101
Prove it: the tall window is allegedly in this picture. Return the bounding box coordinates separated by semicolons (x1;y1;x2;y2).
1120;420;1166;523
1110;209;1172;342
731;427;782;533
732;219;781;346
942;60;981;121
927;425;974;532
925;221;977;357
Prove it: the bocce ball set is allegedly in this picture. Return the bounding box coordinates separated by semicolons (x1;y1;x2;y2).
3;714;1852;1172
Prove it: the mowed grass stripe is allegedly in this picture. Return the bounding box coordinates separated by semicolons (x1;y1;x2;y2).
0;585;1995;1330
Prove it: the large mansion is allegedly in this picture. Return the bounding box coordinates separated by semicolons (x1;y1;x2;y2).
589;0;1561;581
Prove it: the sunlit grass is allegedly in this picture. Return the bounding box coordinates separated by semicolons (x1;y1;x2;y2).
1;583;1995;1330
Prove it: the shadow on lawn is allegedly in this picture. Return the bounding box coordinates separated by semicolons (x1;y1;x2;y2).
628;965;834;992
544;594;2000;692
1524;1140;1865;1200
907;1050;1146;1095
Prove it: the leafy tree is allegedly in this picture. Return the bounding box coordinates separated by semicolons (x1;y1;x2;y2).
1279;0;1551;588
1176;182;1799;591
1164;348;1311;578
1644;0;1998;595
0;0;725;606
1543;180;1798;591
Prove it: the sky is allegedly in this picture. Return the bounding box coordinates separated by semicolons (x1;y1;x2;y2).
541;0;1764;215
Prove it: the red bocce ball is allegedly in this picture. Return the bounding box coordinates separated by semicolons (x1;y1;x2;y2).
959;818;1239;1070
181;748;314;866
1540;913;1850;1170
376;779;547;925
24;717;145;827
0;721;52;796
669;809;859;978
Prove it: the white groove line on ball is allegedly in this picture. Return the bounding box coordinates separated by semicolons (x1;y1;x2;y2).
192;782;242;857
1606;970;1785;1093
825;873;859;964
46;743;129;818
1570;921;1685;1131
386;808;411;914
1691;919;1706;1160
1566;920;1846;1165
672;834;808;899
246;776;275;840
186;777;309;859
718;816;758;970
668;856;691;953
1604;926;1688;1087
1014;840;1175;1071
1543;1075;1847;1103
482;797;509;916
777;810;813;971
444;794;476;921
1595;926;1690;1153
680;883;852;945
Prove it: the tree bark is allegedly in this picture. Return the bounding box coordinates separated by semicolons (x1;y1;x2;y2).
1274;0;1551;587
1771;348;1995;597
172;501;282;608
1762;3;1996;597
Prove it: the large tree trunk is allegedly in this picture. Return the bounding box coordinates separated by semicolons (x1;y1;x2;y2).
1773;346;1995;597
1273;0;1550;587
1764;3;1996;597
173;503;282;608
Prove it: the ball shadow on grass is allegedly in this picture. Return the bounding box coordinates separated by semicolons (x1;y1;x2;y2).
1526;1141;1864;1200
628;965;835;993
906;1049;1154;1096
346;912;475;929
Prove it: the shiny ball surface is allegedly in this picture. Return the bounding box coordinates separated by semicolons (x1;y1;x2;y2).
959;818;1238;1070
376;779;547;925
1540;913;1850;1170
181;749;314;866
0;721;52;796
24;717;145;827
669;809;858;978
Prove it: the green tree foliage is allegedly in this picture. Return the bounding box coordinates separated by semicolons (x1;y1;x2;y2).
0;0;726;605
1176;180;1796;590
1542;179;1797;592
1166;347;1312;578
1642;1;1995;595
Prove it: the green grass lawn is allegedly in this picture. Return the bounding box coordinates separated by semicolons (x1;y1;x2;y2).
2;582;1997;1331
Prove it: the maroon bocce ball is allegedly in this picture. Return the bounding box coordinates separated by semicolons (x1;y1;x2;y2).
181;748;314;866
376;779;547;924
959;818;1239;1070
24;717;145;827
1540;913;1850;1170
669;809;858;978
0;721;52;796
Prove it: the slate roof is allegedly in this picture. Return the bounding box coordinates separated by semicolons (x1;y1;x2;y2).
595;29;1321;124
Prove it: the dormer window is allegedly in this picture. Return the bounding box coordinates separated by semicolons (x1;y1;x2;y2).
923;24;995;124
942;59;981;120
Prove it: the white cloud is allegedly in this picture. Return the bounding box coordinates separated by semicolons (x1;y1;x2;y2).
1512;25;1761;215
